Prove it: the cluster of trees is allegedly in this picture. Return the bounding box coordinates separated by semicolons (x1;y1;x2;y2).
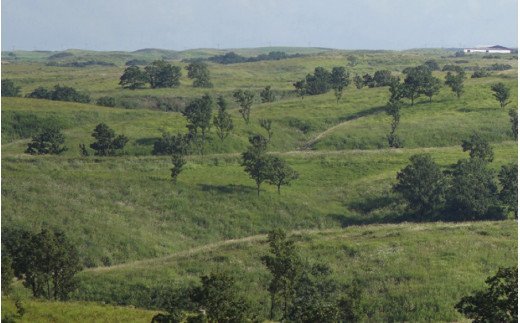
354;70;395;89
25;84;91;103
241;134;298;195
393;133;517;220
154;229;361;322
293;66;351;102
120;60;212;89
1;228;81;300
25;123;128;157
20;84;90;103
207;51;303;64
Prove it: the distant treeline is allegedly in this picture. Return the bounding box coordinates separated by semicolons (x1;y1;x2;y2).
46;60;116;68
205;51;304;64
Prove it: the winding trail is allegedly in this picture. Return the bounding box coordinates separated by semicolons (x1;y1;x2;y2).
300;105;387;150
85;228;341;273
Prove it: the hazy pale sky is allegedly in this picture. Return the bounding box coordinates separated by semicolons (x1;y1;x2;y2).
2;0;518;51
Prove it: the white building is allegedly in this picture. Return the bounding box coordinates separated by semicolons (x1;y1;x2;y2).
463;45;512;54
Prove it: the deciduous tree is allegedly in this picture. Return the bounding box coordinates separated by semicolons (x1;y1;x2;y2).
213;95;234;142
266;156;299;194
456;267;517;322
144;60;181;88
393;154;447;216
89;123;129;156
330;66;350;103
491;82;511;108
233;89;255;124
119;65;148;89
182;94;213;154
25;127;67;155
185;61;212;88
461;133;494;162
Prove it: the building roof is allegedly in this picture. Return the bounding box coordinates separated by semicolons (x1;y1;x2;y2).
465;45;511;50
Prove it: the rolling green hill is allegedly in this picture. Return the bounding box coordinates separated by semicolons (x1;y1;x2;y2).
1;48;517;321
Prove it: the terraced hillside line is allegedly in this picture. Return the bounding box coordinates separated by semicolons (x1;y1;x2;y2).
300;105;387;150
85;222;479;273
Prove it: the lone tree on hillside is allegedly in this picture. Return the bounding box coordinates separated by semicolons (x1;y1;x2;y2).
509;108;517;139
171;153;186;184
386;99;403;148
455;266;517;322
25;127;67;155
144;60;182;88
233;89;255;124
89;123;129;156
182;94;213;154
119;65;148;89
393;154;447;216
213;95;234;142
491;83;511;108
185;62;213;88
445;70;465;98
259;119;273;142
241;134;270;196
260;85;276;103
330;66;350;103
1;79;21;97
266;156;299;194
401;65;431;105
498;163;518;218
461;133;494;162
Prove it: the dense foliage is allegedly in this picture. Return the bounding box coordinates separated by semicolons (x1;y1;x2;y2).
456;267;517;322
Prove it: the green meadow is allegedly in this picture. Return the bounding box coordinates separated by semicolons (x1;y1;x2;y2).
1;48;517;321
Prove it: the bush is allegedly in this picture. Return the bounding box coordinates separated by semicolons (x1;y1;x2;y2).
1;79;21;97
25;127;67;155
471;68;490;78
487;63;512;71
96;96;116;107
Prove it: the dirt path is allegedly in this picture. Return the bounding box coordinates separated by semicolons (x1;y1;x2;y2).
85;228;341;273
300;105;386;150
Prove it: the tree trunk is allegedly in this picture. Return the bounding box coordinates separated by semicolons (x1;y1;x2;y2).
257;182;260;196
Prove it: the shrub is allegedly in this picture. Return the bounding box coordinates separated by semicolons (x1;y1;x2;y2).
89;123;129;156
96;96;116;107
25;127;67;155
1;79;21;97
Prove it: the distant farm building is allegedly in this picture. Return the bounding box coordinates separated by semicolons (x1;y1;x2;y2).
464;45;512;54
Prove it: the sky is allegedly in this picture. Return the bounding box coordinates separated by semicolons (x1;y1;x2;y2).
1;0;518;51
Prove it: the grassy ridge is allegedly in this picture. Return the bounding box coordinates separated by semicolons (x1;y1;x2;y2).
76;221;517;321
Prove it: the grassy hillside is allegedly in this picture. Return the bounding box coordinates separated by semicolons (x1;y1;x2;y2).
2;296;159;322
1;48;517;321
76;221;517;321
2;143;516;265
